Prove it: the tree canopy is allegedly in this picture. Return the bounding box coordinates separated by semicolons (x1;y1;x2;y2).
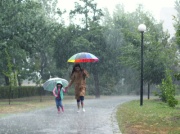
0;0;179;97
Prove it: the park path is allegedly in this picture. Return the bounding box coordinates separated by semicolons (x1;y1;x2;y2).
0;96;138;134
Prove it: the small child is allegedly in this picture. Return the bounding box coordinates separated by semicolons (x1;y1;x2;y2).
53;81;66;114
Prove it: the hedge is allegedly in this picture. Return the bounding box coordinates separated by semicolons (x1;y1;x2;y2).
0;86;51;99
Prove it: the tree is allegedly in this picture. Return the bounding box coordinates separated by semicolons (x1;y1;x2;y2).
0;0;60;85
110;5;177;94
56;0;105;97
170;0;180;95
0;0;43;85
69;0;103;29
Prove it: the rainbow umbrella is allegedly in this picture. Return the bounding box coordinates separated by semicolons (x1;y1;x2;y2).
67;52;99;63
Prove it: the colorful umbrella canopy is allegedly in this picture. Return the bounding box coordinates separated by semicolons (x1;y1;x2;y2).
43;77;69;92
67;52;99;63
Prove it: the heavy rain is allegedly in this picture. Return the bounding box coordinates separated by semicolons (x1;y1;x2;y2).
0;0;180;134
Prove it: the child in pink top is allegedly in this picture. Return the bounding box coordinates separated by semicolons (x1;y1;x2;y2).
53;81;66;113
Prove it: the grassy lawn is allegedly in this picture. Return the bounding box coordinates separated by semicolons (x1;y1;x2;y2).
0;95;95;118
0;95;75;118
116;96;180;134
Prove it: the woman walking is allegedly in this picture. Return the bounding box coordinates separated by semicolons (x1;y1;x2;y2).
65;64;89;112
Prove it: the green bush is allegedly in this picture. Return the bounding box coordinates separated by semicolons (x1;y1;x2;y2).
167;95;178;107
0;86;49;99
157;70;178;107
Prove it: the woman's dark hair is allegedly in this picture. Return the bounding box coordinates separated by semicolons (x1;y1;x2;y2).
70;63;87;80
71;63;83;76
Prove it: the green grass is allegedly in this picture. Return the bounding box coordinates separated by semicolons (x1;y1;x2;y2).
116;96;180;134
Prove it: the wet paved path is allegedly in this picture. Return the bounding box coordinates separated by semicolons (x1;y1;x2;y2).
0;96;138;134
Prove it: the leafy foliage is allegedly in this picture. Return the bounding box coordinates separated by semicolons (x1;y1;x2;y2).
0;0;179;98
157;70;178;107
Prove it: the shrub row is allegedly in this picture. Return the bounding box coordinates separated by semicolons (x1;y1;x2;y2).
0;86;51;99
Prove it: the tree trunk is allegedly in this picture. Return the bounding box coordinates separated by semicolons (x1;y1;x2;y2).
85;0;88;29
40;52;47;81
17;76;22;86
93;72;100;98
4;75;9;86
8;86;11;105
148;83;150;99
